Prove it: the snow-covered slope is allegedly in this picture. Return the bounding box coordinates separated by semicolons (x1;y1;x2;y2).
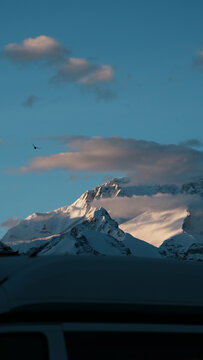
159;233;203;261
119;209;188;247
1;179;126;246
1;207;160;258
2;195;90;244
159;208;203;261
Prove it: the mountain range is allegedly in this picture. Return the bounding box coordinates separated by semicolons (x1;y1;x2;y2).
2;177;203;260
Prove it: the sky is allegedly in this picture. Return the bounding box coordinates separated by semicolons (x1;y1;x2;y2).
1;0;203;238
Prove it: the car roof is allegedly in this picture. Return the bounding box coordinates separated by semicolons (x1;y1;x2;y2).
0;255;203;314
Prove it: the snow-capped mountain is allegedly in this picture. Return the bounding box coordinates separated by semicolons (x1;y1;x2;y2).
34;208;159;258
2;177;203;260
1;204;160;258
159;233;203;261
93;178;203;260
160;207;203;261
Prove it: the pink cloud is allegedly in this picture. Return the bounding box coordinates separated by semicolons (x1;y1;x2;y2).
2;36;115;100
79;65;114;85
2;35;68;62
7;136;203;184
52;57;114;86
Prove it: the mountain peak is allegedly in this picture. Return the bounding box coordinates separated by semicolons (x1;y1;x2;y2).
83;207;125;241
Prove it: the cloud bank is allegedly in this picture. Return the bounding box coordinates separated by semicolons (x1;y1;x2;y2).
8;136;203;184
92;194;196;220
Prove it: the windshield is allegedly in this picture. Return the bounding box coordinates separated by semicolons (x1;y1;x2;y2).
1;0;203;262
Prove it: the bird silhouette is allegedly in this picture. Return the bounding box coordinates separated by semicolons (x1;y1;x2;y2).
32;144;40;150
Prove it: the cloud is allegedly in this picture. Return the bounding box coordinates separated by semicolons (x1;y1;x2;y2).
2;35;69;63
7;136;203;184
52;57;95;83
1;217;21;229
79;65;114;85
22;95;40;108
51;57;115;100
92;194;192;220
2;36;115;100
51;57;114;85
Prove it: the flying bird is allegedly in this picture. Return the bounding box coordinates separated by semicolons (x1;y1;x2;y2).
32;144;40;150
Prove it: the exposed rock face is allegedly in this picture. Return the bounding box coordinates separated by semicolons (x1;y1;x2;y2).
0;241;18;256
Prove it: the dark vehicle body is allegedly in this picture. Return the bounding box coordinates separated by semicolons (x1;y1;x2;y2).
1;256;203;359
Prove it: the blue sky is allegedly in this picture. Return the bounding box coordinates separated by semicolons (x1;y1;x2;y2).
1;0;203;237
